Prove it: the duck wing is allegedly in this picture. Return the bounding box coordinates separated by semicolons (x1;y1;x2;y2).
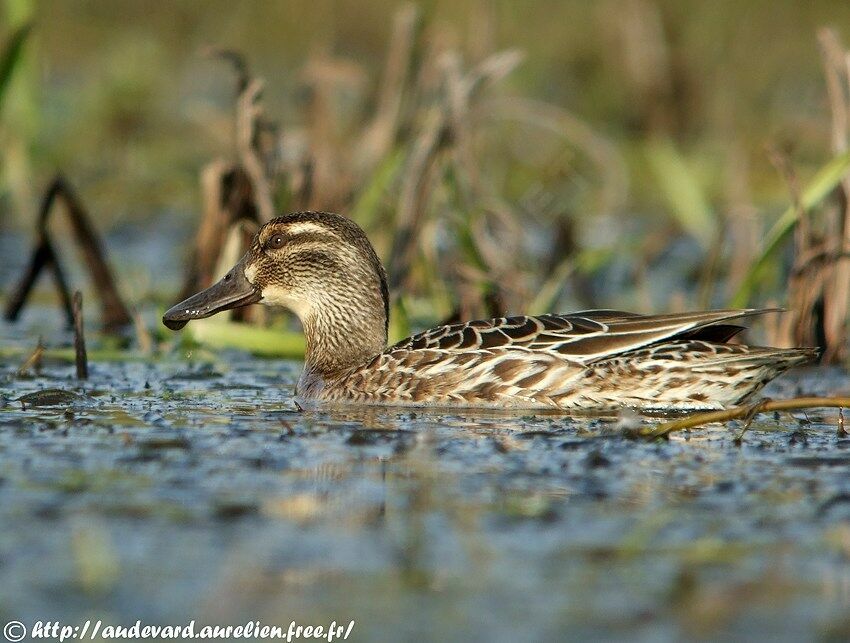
389;309;775;365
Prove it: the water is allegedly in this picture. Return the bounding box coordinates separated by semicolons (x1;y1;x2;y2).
1;314;850;642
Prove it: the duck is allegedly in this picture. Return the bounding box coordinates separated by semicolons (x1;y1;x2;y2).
163;211;817;412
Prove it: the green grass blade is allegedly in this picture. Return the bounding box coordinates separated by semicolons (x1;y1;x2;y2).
730;149;850;308
645;138;715;248
0;22;31;111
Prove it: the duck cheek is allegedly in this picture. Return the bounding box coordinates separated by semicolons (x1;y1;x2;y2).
258;285;297;308
260;288;312;319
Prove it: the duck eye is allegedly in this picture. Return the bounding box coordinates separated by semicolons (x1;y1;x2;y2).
267;234;286;250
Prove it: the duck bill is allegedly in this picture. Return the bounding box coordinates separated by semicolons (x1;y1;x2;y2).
162;256;262;330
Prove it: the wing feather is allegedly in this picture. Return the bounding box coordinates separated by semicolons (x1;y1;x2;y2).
388;308;776;364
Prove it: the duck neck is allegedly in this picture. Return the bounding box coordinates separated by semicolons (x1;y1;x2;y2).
300;291;388;379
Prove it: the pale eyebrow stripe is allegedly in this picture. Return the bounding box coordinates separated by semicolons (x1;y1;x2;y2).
285;222;338;236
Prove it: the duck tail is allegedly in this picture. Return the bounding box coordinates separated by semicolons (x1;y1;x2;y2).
715;346;819;405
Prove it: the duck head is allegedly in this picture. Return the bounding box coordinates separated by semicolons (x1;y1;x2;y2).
164;211;390;373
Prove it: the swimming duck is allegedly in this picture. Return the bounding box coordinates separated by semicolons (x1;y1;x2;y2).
163;211;816;411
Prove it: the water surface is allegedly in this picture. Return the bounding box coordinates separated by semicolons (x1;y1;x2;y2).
2;309;850;642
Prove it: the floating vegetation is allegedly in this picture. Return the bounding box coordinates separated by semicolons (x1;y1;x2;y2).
15;388;90;408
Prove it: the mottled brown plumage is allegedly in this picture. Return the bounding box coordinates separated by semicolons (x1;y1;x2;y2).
163;211;817;412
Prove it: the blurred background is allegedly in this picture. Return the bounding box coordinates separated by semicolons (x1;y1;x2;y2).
2;0;850;353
